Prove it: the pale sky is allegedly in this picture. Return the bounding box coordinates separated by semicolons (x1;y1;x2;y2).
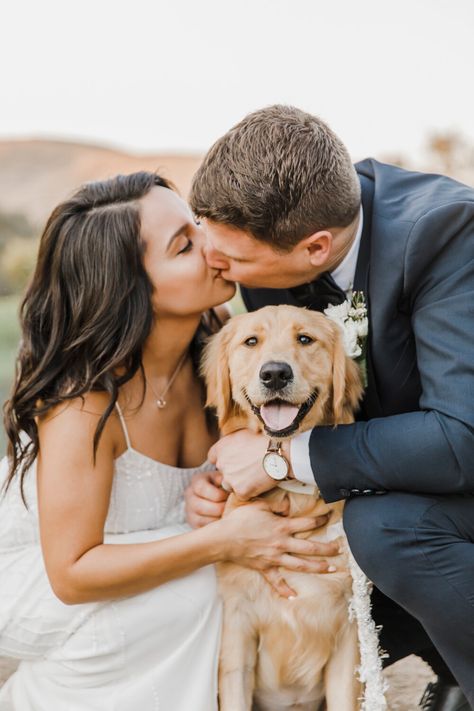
2;0;474;162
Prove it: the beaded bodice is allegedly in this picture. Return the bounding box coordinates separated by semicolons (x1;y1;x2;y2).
0;403;212;547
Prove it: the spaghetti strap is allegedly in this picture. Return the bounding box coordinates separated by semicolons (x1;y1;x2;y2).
115;402;132;450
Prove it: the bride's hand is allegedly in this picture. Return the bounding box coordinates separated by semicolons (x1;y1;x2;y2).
185;470;229;528
216;498;339;580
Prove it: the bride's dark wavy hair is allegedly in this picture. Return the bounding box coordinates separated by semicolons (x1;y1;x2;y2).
3;171;219;502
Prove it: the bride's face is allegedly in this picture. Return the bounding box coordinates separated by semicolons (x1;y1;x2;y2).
139;186;235;317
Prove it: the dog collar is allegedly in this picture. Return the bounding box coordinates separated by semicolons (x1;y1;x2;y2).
278;480;318;496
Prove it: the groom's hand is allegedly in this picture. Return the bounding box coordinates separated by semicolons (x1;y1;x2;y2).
208;429;278;500
185;430;277;527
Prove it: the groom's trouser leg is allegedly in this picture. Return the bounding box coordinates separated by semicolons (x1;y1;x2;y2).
343;492;474;706
370;586;457;681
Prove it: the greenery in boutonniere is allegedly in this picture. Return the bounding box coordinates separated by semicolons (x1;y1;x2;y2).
324;291;368;388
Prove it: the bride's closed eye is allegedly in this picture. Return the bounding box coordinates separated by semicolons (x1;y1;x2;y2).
177;238;193;255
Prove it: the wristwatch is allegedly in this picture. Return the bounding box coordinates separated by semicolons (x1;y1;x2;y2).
262;440;290;481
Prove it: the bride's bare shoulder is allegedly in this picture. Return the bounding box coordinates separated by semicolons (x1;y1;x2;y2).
35;392;120;464
37;391;113;424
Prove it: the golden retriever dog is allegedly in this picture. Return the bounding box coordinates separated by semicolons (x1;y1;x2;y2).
201;304;364;711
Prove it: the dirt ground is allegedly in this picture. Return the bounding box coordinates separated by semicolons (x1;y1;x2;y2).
0;654;435;709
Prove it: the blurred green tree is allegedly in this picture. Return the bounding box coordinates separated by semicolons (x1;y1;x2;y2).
1;238;38;293
0;211;37;295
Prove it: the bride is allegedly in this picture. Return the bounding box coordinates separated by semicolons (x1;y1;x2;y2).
0;172;326;711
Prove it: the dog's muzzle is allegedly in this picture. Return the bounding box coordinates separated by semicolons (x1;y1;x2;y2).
244;388;319;439
259;361;293;391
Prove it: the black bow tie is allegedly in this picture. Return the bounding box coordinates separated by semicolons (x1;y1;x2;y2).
290;272;347;311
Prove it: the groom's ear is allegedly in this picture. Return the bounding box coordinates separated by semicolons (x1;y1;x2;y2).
302;231;333;268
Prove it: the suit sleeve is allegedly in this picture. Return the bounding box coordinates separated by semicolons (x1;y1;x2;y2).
309;201;474;503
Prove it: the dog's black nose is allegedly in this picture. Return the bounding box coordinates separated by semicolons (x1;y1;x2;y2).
259;361;293;390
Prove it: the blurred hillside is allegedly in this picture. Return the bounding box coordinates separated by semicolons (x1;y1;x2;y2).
383;130;474;187
0;139;203;295
0;132;473;297
0;139;202;226
0;132;473;453
0;133;473;257
0;141;203;453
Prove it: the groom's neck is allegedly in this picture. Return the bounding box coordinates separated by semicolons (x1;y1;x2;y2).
323;210;361;275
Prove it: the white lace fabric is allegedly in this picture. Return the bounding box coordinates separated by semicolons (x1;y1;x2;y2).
0;402;212;544
0;408;221;711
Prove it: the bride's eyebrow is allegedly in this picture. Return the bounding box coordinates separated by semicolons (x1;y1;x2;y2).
165;224;189;251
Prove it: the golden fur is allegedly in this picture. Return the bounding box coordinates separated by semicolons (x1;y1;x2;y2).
201;305;364;711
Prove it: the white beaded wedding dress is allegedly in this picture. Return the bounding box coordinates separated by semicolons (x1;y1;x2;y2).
0;403;222;711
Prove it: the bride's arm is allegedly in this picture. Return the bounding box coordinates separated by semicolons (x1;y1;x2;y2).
37;393;330;605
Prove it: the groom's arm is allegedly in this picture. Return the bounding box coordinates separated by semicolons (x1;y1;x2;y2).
295;200;474;503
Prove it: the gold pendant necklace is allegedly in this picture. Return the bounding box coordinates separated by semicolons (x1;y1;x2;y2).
145;351;189;409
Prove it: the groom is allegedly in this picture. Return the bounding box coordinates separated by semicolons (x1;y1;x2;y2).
185;105;474;710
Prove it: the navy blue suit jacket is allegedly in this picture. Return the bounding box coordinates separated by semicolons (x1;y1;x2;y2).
240;159;474;503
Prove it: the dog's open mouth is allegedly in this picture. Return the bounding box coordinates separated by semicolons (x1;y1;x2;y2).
244;390;318;438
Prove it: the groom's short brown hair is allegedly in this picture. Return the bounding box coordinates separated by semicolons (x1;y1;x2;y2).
189;105;361;251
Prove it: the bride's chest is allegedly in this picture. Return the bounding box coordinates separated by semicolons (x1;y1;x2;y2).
104;449;212;534
119;390;216;469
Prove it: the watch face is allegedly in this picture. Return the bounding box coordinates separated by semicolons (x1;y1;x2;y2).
263;452;289;480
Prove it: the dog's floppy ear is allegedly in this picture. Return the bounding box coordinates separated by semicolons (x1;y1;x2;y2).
200;324;235;428
331;325;364;424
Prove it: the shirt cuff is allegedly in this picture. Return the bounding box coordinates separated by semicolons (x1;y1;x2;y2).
290;429;315;485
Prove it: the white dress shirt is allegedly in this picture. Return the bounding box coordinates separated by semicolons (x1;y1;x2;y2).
291;206;364;485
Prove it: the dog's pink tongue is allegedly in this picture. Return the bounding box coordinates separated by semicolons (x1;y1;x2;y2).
260;403;299;431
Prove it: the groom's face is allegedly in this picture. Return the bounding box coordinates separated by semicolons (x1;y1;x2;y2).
203;220;316;289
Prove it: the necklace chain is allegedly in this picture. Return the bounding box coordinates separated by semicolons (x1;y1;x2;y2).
145;351;189;409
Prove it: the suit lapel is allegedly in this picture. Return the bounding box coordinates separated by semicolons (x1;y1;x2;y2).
354;174;383;419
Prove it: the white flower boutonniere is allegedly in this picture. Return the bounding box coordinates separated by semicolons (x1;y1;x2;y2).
324;291;368;387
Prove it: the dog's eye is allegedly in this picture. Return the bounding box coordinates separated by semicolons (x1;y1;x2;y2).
297;334;314;345
244;336;258;347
